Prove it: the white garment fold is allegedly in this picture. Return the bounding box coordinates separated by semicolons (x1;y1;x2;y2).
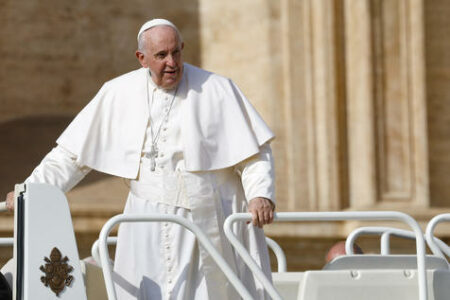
55;64;274;178
24;66;276;299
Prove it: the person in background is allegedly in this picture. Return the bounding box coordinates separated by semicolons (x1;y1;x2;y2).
325;241;364;263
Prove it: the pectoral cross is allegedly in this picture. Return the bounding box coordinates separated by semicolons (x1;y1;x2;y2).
148;144;158;171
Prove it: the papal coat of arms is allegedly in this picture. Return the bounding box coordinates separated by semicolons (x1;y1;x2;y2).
40;247;74;296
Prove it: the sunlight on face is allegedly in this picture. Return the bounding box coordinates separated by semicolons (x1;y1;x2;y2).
136;26;184;89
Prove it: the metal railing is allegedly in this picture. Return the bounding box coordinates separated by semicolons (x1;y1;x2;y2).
426;213;450;259
224;211;428;300
265;237;287;272
98;214;255;300
91;235;287;273
346;226;449;259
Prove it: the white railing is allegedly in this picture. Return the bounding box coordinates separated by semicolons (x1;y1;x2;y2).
345;226;448;259
265;237;287;272
98;214;254;300
346;226;450;261
224;211;428;300
0;202;7;212
0;238;13;246
426;213;450;259
91;236;117;266
91;235;287;273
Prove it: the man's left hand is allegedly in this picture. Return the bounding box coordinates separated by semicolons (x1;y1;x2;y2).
248;197;275;228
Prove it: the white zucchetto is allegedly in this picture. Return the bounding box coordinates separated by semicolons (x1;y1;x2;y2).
137;18;179;42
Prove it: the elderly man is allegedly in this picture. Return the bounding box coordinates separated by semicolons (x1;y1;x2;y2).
6;19;275;299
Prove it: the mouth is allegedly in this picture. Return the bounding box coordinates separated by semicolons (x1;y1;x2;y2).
164;69;178;75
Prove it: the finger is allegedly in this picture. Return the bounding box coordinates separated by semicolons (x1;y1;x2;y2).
6;201;12;211
257;209;265;228
252;210;259;227
268;210;274;224
6;192;14;211
263;208;271;225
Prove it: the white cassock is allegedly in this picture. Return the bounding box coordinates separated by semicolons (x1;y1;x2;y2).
25;63;275;299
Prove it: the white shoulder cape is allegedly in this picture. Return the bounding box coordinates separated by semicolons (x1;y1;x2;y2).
56;64;274;178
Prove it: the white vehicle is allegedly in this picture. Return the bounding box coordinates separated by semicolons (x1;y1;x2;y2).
1;183;450;299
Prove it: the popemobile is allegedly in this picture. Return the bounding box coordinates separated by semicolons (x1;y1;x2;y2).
1;183;450;299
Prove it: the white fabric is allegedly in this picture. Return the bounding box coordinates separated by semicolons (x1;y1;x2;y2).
25;66;276;299
25;146;90;193
137;19;179;42
56;64;274;178
117;158;272;299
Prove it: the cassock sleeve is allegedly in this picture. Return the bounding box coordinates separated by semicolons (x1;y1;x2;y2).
235;143;276;205
24;145;92;193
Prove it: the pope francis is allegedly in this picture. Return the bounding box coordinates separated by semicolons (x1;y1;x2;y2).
6;18;276;299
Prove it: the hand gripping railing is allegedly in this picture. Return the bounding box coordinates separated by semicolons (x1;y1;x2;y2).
98;214;254;300
224;211;428;300
426;213;450;260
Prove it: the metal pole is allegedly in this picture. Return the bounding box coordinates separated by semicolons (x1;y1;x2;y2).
224;211;428;300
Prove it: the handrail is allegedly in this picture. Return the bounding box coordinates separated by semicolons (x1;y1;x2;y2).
98;214;254;300
0;237;13;246
91;237;117;266
91;235;287;273
265;237;287;272
345;226;449;258
224;211;428;300
0;201;7;212
426;213;450;259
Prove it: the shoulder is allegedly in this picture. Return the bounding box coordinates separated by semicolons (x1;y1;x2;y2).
184;63;233;91
102;68;146;90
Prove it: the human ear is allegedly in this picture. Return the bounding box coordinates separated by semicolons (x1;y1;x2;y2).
135;51;148;68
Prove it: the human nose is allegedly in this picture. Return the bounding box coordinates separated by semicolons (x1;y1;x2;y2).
166;54;176;67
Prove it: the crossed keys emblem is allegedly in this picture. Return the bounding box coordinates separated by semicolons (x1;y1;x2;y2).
40;247;74;296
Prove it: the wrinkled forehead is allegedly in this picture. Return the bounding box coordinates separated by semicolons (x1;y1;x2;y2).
144;26;182;48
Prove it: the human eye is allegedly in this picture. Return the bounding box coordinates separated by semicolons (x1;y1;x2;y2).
155;52;166;59
172;48;180;56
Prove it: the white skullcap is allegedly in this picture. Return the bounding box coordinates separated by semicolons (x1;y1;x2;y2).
137;18;179;42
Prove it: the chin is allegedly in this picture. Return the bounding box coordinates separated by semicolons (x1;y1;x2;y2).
163;78;181;90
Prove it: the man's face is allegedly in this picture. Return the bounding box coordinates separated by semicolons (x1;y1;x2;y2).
136;26;184;90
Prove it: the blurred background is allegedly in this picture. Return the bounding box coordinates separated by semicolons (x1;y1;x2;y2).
1;0;450;271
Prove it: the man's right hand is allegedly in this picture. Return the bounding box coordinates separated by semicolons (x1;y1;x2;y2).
5;191;14;211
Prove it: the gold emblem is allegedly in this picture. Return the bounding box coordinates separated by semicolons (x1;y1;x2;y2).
40;247;74;296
